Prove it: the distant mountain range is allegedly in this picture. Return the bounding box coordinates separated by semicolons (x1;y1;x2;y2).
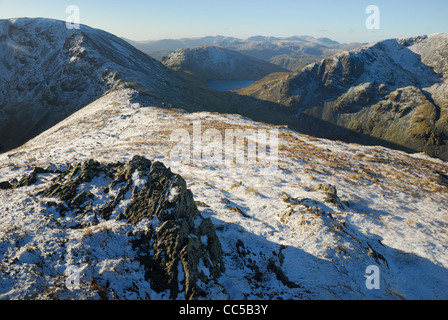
125;35;365;72
2;19;448;162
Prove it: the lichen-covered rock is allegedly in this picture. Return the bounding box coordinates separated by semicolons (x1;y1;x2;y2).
39;155;225;299
312;183;345;209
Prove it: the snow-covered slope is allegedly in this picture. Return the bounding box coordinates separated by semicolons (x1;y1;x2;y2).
0;18;161;151
1;88;447;300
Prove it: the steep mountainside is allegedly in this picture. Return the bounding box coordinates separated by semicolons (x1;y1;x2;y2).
162;46;287;81
126;35;364;71
1;88;447;300
240;34;448;161
0;18;167;151
0;18;240;153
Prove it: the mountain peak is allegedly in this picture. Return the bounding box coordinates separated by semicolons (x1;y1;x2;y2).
0;17;177;152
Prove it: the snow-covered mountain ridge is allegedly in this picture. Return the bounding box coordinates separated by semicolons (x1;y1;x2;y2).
0;18;171;152
240;33;448;162
1;88;447;300
1;18;447;301
0;18;235;153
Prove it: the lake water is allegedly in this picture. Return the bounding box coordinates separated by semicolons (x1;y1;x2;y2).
206;80;255;92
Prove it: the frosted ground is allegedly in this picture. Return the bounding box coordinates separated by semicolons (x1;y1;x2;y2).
1;88;447;300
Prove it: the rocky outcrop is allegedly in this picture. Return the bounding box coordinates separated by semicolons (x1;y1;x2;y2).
0;181;13;190
27;156;225;300
312;183;343;208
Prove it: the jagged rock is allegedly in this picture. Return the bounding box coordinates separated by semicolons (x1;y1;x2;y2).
195;201;210;208
227;206;251;219
267;257;302;289
3;166;57;189
40;155;225;300
33;167;48;174
17;171;38;187
312;183;345;209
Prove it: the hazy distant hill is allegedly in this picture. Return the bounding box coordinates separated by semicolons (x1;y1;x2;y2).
126;35;365;71
162;46;287;81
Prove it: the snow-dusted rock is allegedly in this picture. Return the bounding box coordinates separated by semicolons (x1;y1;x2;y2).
0;155;225;300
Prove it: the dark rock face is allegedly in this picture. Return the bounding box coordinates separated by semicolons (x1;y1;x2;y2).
0;181;13;190
37;156;225;300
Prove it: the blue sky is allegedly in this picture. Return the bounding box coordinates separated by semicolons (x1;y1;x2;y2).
0;0;447;43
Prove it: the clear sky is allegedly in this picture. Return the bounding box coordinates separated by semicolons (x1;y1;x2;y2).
0;0;447;43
